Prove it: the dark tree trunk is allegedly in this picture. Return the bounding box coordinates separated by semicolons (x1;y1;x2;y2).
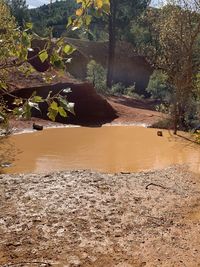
173;105;178;135
173;91;179;135
106;0;117;88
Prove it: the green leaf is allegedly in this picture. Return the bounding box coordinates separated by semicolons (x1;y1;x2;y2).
39;50;48;63
22;32;30;47
67;16;72;28
85;15;92;26
63;45;76;55
32;96;43;103
47;107;58;121
58;106;67;117
50;52;61;64
25;22;33;30
22;102;32;120
53;59;64;69
0;81;7;90
13;107;23;116
58;97;69;109
50;101;58;111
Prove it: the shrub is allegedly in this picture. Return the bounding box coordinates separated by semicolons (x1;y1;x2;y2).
146;70;172;102
150;118;173;130
86;60;107;94
111;83;126;95
111;83;143;99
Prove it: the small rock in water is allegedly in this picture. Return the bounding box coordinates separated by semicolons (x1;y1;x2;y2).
157;131;163;137
1;162;12;168
33;123;43;131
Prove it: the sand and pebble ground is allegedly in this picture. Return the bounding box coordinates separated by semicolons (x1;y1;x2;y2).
0;166;200;267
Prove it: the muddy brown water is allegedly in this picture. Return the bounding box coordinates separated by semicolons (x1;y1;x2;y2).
2;126;200;174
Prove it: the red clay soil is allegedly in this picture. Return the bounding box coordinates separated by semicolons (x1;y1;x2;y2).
3;69;164;130
106;96;164;126
7;94;164;133
7;68;75;91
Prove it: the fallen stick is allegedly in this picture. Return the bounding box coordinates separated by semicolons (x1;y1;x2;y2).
145;183;167;190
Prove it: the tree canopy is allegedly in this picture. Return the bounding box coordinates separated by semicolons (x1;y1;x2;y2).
6;0;30;27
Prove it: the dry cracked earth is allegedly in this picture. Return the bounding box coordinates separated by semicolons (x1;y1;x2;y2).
0;167;200;267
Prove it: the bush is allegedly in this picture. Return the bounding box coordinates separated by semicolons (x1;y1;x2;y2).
150;118;173;129
111;83;126;95
146;70;172;102
86;60;107;94
111;83;143;99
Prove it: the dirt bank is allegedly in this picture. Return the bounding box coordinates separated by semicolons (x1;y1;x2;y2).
0;166;200;267
3;82;117;126
7;95;163;133
107;96;163;126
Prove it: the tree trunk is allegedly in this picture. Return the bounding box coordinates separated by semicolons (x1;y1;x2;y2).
173;90;179;135
106;0;117;88
173;105;178;135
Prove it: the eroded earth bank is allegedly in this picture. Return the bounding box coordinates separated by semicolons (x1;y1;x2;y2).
0;167;200;267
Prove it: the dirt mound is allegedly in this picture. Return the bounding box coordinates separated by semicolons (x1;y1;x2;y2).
3;82;117;125
7;68;74;91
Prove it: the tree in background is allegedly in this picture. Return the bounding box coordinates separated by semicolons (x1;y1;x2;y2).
129;7;160;64
146;70;172;102
71;0;150;88
158;1;200;133
6;0;29;27
29;0;77;37
106;0;150;88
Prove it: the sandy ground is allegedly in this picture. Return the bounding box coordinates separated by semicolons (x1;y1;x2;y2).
0;167;200;267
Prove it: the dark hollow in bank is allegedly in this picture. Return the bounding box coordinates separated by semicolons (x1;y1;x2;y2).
3;82;118;126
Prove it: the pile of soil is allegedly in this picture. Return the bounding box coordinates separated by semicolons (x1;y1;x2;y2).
6;68;74;91
0;166;200;266
3;82;117;125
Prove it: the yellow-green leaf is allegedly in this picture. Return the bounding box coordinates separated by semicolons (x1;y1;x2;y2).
39;50;48;63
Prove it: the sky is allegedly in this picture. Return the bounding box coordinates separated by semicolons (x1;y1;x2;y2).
27;0;159;9
27;0;55;9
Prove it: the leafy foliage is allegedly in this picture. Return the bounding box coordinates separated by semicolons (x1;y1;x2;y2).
29;0;77;37
6;0;30;27
146;70;172;102
138;1;200;133
86;60;107;93
194;130;200;144
0;0;78;126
